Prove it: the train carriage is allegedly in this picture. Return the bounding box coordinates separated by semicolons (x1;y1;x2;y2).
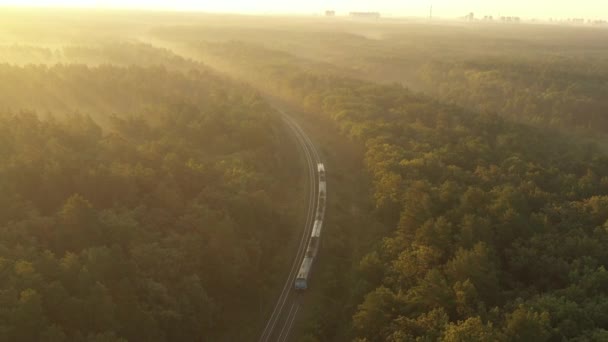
312;220;323;237
295;163;327;291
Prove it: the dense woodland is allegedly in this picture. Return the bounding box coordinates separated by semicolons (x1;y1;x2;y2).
0;61;301;341
418;57;608;133
195;41;608;341
2;11;608;342
154;22;608;134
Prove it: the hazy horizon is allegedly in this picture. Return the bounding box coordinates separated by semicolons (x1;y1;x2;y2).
0;0;607;20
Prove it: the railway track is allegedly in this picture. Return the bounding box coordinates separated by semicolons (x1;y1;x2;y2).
258;109;322;342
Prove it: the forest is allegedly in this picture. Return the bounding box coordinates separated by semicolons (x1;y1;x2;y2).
0;48;302;341
154;22;608;135
188;39;608;341
2;9;608;342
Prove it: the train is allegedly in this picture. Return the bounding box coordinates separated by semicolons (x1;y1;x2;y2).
295;163;326;291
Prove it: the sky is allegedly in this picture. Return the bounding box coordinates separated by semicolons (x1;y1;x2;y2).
0;0;606;19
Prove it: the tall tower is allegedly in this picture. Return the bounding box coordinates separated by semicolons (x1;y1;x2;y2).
429;5;433;20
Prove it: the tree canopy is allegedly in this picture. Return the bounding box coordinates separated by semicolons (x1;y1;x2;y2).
197;41;608;341
0;63;300;341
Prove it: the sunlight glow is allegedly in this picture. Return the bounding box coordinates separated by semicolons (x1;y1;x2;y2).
0;0;606;19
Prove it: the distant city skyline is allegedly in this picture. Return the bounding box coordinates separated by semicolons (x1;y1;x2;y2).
0;0;606;19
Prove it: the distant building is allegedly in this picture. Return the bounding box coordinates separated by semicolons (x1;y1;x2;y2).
500;16;521;23
349;12;381;20
325;10;336;17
